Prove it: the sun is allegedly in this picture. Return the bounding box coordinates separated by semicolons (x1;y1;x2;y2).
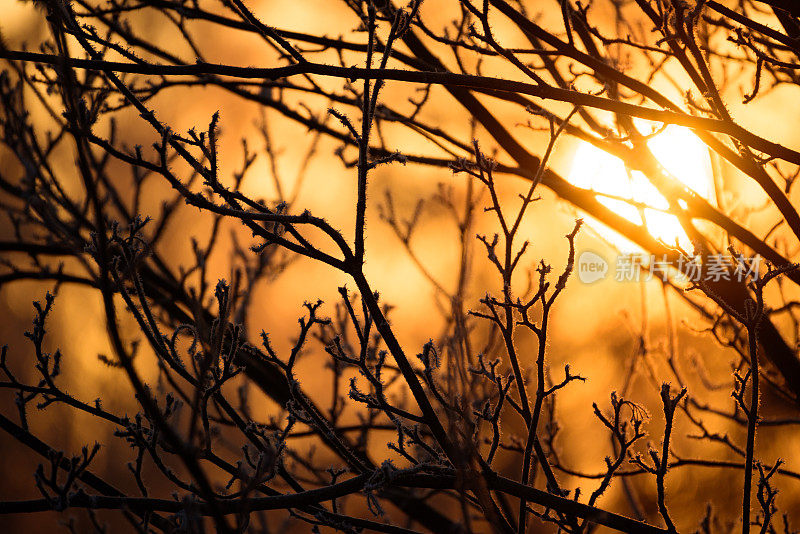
567;125;714;253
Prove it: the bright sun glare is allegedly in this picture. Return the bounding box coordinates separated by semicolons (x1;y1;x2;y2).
567;125;714;253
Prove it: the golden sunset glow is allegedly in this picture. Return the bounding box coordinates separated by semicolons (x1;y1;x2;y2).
5;1;800;531
568;125;714;253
